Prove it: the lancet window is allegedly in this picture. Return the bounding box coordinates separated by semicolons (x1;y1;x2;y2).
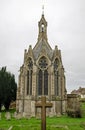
38;69;42;95
38;56;48;95
44;70;48;95
27;57;33;95
54;58;59;96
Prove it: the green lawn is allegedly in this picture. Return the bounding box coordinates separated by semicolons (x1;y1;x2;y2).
0;102;85;130
0;114;85;130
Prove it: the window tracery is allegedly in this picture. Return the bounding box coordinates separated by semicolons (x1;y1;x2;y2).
54;58;59;73
38;56;48;70
28;57;33;69
38;56;48;95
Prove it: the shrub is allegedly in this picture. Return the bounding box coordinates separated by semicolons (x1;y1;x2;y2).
66;108;81;118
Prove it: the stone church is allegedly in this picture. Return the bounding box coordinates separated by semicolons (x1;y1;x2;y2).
16;13;67;117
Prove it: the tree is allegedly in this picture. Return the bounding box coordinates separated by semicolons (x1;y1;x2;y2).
0;67;17;111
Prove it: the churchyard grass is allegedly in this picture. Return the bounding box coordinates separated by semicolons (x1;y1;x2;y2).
0;106;85;130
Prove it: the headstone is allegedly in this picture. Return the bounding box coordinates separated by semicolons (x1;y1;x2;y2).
5;112;11;120
35;96;53;130
16;112;22;119
1;105;5;110
36;113;41;120
13;112;17;118
31;101;35;117
23;112;26;118
49;112;53;117
57;112;61;117
23;112;30;119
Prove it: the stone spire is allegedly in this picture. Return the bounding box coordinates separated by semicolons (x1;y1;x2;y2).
33;9;52;60
37;11;48;42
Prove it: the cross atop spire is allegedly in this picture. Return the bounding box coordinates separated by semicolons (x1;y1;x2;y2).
37;6;47;42
42;5;44;15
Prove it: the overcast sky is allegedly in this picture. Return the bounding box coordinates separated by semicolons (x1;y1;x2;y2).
0;0;85;93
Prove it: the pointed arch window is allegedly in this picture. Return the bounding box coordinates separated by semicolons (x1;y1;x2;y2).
38;70;42;95
54;58;59;96
44;70;48;95
38;56;48;95
41;24;45;32
27;57;33;95
27;71;29;95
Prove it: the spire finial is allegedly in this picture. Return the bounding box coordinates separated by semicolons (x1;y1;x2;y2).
42;5;44;15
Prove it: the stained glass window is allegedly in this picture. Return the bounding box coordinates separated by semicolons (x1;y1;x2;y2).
54;58;59;96
38;56;48;95
38;69;42;95
44;70;48;95
27;71;29;95
28;57;33;69
27;58;33;95
30;70;32;95
38;56;48;70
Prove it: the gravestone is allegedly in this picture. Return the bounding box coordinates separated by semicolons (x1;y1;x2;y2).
57;112;61;117
13;112;17;118
49;112;53;117
5;112;11;120
23;112;30;119
16;112;22;119
23;112;26;118
35;96;52;130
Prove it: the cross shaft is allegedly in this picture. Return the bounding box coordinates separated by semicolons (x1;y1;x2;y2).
35;96;52;130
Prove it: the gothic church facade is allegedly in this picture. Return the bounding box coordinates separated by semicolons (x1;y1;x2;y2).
16;14;67;117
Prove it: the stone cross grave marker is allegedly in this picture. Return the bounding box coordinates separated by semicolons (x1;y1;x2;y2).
5;112;11;120
35;96;52;130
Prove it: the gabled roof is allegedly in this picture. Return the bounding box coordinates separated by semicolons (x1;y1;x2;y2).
33;39;53;60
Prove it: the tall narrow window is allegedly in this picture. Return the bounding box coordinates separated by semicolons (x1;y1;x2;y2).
27;71;29;95
54;71;59;96
30;70;32;95
27;57;33;95
38;69;42;95
38;56;48;95
44;70;48;95
54;59;59;96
